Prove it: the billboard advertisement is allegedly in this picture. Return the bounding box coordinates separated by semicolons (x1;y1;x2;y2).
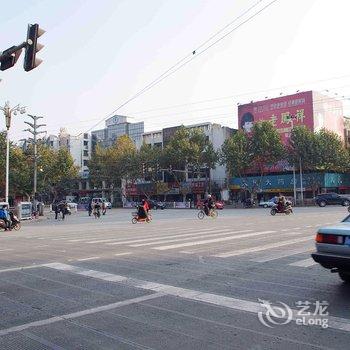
238;91;314;144
312;91;344;141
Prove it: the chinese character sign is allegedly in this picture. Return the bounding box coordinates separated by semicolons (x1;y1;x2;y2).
238;91;314;145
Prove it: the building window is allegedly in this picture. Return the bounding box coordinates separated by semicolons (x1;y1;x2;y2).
83;140;88;146
83;150;89;157
84;133;88;139
83;160;88;166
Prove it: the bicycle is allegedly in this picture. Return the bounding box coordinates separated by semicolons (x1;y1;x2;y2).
197;208;218;219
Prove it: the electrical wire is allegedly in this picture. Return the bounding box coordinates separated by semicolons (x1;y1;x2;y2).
78;0;279;135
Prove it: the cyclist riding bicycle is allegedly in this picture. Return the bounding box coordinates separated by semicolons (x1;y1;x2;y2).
204;194;215;216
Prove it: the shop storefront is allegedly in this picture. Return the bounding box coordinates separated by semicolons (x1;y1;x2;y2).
230;172;350;201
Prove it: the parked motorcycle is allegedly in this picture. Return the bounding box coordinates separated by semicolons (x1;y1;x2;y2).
270;201;293;215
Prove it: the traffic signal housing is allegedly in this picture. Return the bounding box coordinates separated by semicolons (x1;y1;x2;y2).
0;46;22;71
24;23;45;72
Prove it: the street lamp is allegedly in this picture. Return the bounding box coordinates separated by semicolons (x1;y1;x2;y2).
0;101;26;203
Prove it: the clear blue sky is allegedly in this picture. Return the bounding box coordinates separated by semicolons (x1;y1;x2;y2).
1;0;350;140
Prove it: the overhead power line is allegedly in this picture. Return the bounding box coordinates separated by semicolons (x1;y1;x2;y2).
79;0;279;135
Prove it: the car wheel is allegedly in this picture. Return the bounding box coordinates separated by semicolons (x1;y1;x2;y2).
263;204;268;208
319;201;326;207
343;200;350;206
339;270;350;283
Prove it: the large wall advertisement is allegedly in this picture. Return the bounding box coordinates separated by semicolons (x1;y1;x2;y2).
238;91;345;143
238;91;314;144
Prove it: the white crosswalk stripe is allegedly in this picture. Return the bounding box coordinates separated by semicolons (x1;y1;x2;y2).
129;229;251;247
213;236;313;258
289;257;317;267
153;230;276;251
105;228;234;246
250;246;313;263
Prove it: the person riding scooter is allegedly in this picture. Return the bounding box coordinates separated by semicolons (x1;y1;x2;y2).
277;193;287;212
0;205;11;231
137;199;148;220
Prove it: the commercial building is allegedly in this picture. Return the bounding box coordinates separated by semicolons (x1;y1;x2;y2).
231;91;349;201
91;115;144;148
46;128;92;184
125;122;234;203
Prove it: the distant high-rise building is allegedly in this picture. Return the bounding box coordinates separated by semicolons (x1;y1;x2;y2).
46;128;91;179
91;115;144;148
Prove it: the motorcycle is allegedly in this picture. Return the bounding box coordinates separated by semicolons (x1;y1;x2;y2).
0;213;21;231
132;211;152;224
270;201;293;216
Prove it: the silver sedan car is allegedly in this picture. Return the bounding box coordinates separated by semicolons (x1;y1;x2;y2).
312;215;350;283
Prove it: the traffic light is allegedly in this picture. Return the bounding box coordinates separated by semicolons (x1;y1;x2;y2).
24;23;45;72
0;46;22;71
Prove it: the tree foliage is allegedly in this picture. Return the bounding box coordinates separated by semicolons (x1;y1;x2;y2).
0;132;78;200
221;121;284;194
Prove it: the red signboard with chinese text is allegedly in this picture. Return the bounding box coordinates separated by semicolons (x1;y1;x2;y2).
238;91;314;144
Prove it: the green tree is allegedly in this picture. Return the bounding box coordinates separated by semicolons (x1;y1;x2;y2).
288;126;350;195
251;121;284;177
221;122;284;196
37;146;78;200
0;132;32;200
220;130;253;187
89;135;138;201
163;127;218;191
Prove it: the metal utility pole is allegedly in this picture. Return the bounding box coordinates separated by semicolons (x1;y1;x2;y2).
299;156;304;205
0;102;26;203
290;118;297;205
24;115;46;198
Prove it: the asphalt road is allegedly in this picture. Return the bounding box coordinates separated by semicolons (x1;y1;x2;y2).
0;207;350;350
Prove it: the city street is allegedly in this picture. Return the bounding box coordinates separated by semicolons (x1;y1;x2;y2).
0;207;349;349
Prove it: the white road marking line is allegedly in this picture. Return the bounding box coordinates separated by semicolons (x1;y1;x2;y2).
44;263;350;333
34;245;49;248
250;246;313;263
114;252;132;256
180;230;307;254
305;225;313;228
83;227;219;245
0;292;163;337
0;263;51;274
75;256;101;261
213;236;313;258
105;228;235;246
290;258;317;267
153;231;275;251
0;249;13;252
129;230;249;247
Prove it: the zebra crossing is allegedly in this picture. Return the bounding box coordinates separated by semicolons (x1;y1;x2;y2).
18;222;325;269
